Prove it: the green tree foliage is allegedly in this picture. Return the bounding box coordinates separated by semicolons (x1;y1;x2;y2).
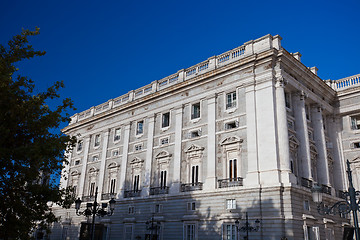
0;28;76;239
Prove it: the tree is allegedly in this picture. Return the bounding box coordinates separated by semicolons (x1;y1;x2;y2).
0;28;76;239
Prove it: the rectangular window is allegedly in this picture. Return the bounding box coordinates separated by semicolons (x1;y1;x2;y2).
189;129;201;138
114;128;121;141
285;92;291;109
92;155;99;162
136;121;144;135
89;182;95;196
160;170;167;188
226;92;237;109
305;226;319;240
226;199;236;210
187;202;196;211
155;204;163;213
352;142;360;149
162;112;170;128
191;165;199;184
351;115;360;130
74;160;80;165
223;224;236;240
124;225;134;240
77;140;83;152
191;103;201;119
110;179;116;194
229;159;237;180
184;224;196;240
128;206;135;214
133;175;140;192
135;144;142;151
94;134;100;147
225;121;238;130
304;200;310;211
73;185;77;195
112;150;119;157
160;137;169;145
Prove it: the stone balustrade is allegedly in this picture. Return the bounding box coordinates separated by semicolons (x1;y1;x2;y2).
326;73;360;91
69;34;282;125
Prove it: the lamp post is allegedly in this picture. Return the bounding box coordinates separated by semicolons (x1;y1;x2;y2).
311;159;360;240
235;212;260;240
75;187;116;240
146;215;161;240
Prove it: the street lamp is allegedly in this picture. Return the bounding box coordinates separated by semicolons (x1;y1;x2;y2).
311;159;360;240
75;187;116;240
235;212;260;240
145;215;161;240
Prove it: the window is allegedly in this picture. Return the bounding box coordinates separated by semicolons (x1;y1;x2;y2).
191;165;199;184
89;182;95;196
351;115;360;130
285;91;291;109
160;137;169;145
229;159;237;180
155;204;163;213
304;226;319;240
351;142;360;149
305;105;311;121
303;200;310;211
110;179;116;194
226;92;237;109
187;202;196;211
94;134;100;147
226;199;236;210
135;144;142;151
128;206;135;214
136;121;144;135
189;129;201;138
191;103;201;119
92;155;99;162
184;224;196;240
74;160;80;166
114;128;121;141
162;112;170;128
225;121;238;130
73;185;77;195
160;170;167;188
112;149;119;157
223;224;236;240
133;175;140;192
77;140;83;152
124;224;134;240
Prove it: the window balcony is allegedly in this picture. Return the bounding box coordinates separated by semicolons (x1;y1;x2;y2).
82;195;95;202
301;177;313;189
150;186;169;195
226;102;236;109
124;190;141;198
181;182;203;192
218;177;243;188
101;193;117;200
321;185;332;195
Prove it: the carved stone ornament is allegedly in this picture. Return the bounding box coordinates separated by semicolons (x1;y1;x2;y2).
289;135;300;151
275;76;287;88
299;90;308;101
71;170;80;176
130;157;144;169
220;136;243;146
185;144;204;161
108;162;119;169
156;150;172;159
310;144;318;160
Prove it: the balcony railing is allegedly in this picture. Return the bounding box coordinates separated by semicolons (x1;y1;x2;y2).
181;182;203;192
101;193;117;200
150;186;169;195
301;178;313;189
321;185;332;195
226;102;236;109
82;195;95;202
124;190;141;198
218;177;243;188
337;190;348;199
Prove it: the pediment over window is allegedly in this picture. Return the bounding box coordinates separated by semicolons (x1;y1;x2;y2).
185;144;204;153
71;170;80;176
310;144;318;159
220;136;243;146
156;150;172;159
130;157;144;169
289;135;299;150
108;162;119;169
88;167;98;173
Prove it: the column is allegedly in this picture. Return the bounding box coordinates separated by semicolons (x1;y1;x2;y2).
77;136;91;198
118;124;130;198
244;85;260;186
311;106;330;186
205;95;216;190
292;91;312;181
97;130;110;201
170;107;183;194
275;77;295;184
143;115;155;196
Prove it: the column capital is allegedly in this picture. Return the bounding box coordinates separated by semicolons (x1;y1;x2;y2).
275;76;287;88
294;90;308;101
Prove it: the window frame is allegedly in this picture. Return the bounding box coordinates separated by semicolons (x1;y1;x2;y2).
160;136;170;145
183;222;197;240
94;134;101;148
191;102;201;120
351;115;360;130
77;140;83;152
161;112;170;129
226;91;237;110
136;120;144;136
114;128;121;142
226;199;236;210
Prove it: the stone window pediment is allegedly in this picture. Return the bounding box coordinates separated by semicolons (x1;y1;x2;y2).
130;157;144;169
289;135;300;151
185;144;204;161
71;170;80;177
156;151;172;165
220;136;243;146
310;144;318;160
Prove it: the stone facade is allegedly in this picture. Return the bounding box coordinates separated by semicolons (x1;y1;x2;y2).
48;34;360;240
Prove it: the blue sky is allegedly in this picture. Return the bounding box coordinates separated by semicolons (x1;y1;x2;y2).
1;0;359;129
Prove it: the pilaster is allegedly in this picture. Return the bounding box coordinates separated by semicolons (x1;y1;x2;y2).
97;130;110;201
118;124;130;198
171;107;183;194
205;95;216;190
142;115;155;197
78;136;91;198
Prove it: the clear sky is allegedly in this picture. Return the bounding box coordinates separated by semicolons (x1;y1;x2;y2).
1;0;359;129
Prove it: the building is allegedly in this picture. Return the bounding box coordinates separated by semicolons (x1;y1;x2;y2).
49;34;360;240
